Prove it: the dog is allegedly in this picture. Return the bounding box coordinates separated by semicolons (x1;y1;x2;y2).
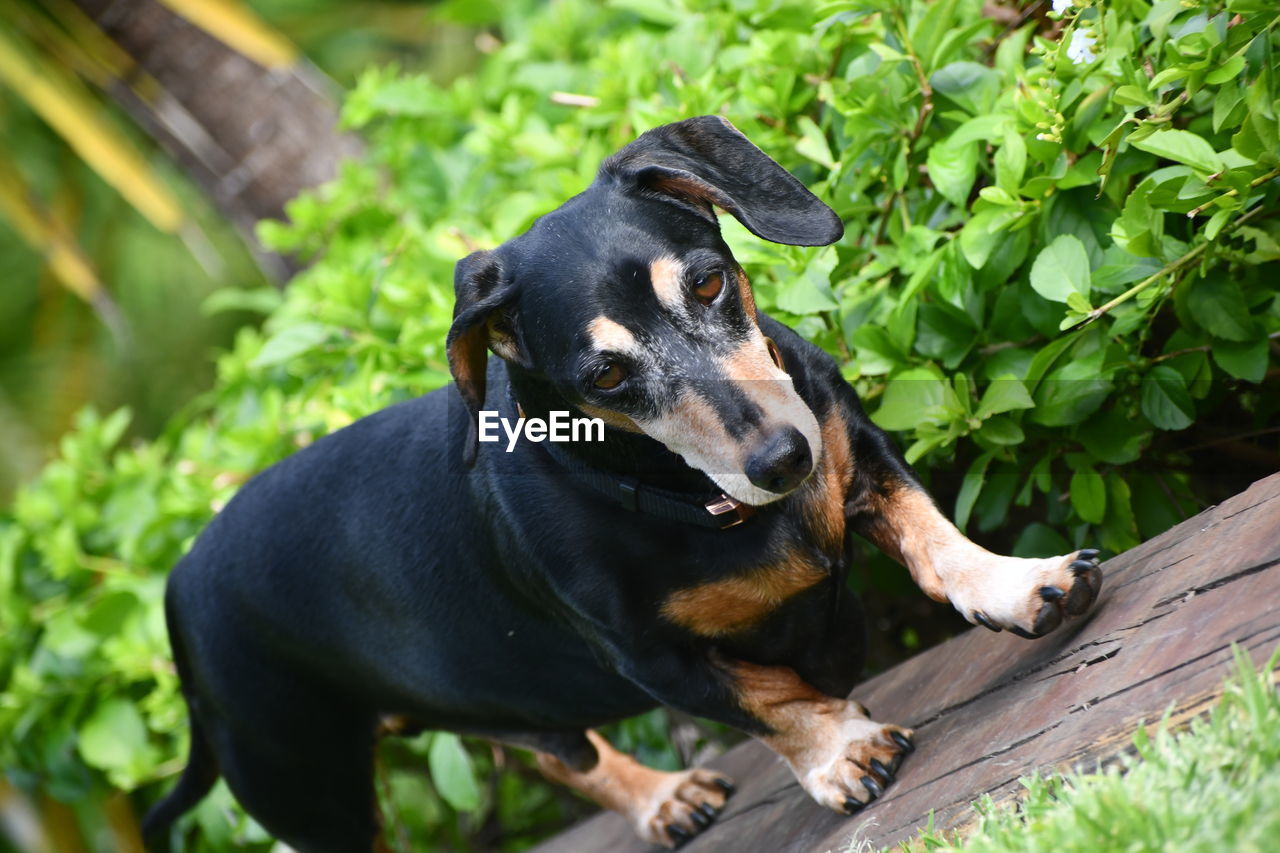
142;116;1102;851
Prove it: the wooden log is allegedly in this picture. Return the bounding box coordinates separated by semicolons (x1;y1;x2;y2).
532;471;1280;852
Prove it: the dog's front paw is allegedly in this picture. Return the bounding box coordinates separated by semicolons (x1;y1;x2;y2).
964;548;1102;639
786;708;914;815
634;768;734;849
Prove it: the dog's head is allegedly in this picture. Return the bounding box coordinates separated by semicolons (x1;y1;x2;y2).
448;116;843;506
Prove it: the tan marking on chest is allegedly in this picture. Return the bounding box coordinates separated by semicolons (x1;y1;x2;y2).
660;547;827;637
803;408;855;550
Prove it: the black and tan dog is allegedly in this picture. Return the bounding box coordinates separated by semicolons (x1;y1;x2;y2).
143;116;1102;851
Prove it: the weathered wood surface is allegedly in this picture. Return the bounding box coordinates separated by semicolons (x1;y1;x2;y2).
533;471;1280;853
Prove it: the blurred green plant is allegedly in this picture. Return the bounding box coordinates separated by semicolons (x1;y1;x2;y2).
1;0;1277;850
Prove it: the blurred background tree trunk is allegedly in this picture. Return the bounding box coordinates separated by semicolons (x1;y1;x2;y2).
70;0;360;281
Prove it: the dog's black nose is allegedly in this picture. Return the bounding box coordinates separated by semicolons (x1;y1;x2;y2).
745;427;812;494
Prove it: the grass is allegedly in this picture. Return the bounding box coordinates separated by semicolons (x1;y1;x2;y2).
884;644;1280;853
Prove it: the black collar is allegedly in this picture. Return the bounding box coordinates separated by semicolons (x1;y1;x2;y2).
537;437;755;529
510;396;755;530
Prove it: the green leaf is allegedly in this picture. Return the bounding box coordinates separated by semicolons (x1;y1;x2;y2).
976;376;1034;419
1065;291;1092;313
850;325;907;375
1204;208;1232;241
794;116;836;170
1070;469;1107;524
872;367;958;431
1129;129;1223;174
1078;407;1148;464
977;415;1024;445
926;141;979;207
78;699;150;778
1101;473;1139;552
1186;274;1254;341
1030;234;1091;303
202;287;285;317
995;130;1026;193
428;733;481;811
776;249;839;314
930;61;1000;116
959;208;1015;269
1204;55;1246;85
1012;523;1071;558
250;322;334;368
1141;365;1195;430
1212;337;1268;382
606;0;680;26
1032;351;1112;426
956;451;994;531
948;114;1014;147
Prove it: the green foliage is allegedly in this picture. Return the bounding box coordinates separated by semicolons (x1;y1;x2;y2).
909;644;1280;852
1;0;1278;849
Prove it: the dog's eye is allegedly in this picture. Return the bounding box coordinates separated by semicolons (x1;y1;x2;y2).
593;362;628;390
693;271;724;305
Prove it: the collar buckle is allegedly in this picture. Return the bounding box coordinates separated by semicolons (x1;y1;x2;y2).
705;494;750;529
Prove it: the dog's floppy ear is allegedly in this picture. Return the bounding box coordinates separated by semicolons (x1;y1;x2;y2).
447;249;519;466
602;115;843;247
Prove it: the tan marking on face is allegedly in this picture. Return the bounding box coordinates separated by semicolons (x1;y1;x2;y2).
714;330;824;492
588;315;640;355
634;389;744;485
649;256;685;313
536;730;731;847
735;266;758;319
660;546;827;637
636;355;822;506
577;402;644;434
801;408;856;550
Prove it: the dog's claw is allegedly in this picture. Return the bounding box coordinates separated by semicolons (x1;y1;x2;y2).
698;802;718;820
1065;552;1103;614
690;807;710;829
973;611;1001;632
891;731;915;753
714;777;735;795
1008;624;1039;639
668;825;691;846
844;796;864;814
869;758;894;783
1032;602;1063;636
1039;585;1065;601
861;775;883;799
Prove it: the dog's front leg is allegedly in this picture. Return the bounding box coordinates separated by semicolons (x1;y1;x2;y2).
845;447;1102;638
535;730;734;848
610;653;913;816
722;658;913;814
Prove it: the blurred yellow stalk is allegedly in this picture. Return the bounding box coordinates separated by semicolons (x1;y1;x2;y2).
0;157;105;305
0;25;183;233
159;0;298;69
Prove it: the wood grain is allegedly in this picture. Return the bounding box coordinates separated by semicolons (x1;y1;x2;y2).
532;472;1280;853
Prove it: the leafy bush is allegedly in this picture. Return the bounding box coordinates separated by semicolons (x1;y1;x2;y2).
1;0;1277;849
